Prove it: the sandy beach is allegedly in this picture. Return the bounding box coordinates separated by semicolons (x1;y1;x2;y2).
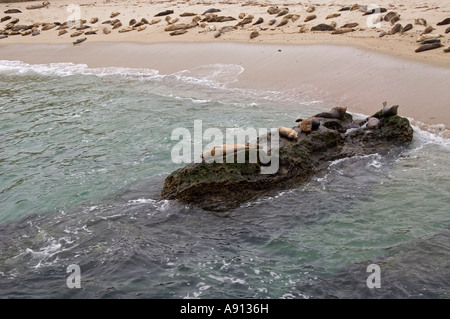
1;0;450;130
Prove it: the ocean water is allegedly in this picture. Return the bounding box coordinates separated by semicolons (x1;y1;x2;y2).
0;60;449;299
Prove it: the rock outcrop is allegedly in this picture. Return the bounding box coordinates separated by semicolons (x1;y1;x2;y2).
161;106;413;211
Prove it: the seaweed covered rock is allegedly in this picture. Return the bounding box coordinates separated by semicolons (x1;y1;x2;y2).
161;105;413;211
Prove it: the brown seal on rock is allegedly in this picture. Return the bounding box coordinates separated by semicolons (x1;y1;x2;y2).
278;126;298;140
314;107;347;120
297;117;320;133
366;117;381;129
381;102;399;117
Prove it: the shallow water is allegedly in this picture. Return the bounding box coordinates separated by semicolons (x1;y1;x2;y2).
0;60;449;298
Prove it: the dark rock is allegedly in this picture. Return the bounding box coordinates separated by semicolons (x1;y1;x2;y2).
161;107;413;211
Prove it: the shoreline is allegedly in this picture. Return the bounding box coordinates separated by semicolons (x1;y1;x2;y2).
1;41;450;131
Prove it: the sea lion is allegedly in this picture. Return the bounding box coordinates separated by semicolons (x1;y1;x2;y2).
383;11;397;22
414;18;427;26
326;13;341;19
304;15;317;22
250;31;259;39
278;126;298;140
415;42;443;53
73;37;86;45
314;107;347;120
366;117;381;129
311;24;335;31
298;117;320;133
267;7;280;15
402;24;413;33
4;9;21;14
306;6;315;13
253;17;264;25
437;18;450;26
342;23;358;28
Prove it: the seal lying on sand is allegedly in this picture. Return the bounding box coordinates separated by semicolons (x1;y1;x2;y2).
415;42;443;53
26;1;49;10
313;107;347;120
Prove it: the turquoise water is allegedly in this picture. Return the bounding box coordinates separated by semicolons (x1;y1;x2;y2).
0;60;449;298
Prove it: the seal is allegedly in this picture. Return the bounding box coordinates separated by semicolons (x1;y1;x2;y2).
366;117;381;129
253;17;264;25
268;19;276;26
304;15;317;22
250;31;259;39
267;7;280;15
384;11;397;22
1;16;11;22
73;37;87;45
388;23;402;35
278;126;298;140
202;8;221;15
415;42;443;53
26;1;49;10
326;13;341;19
276;8;289;17
402;24;413;33
331;28;354;34
314;107;347;120
110;12;120;18
298;117;320;133
446;26;450;34
381;103;399;117
414;18;427;26
444;47;450;53
201;143;256;161
90;17;99;24
311;23;335;31
170;30;188;36
155;10;174;17
422;25;435;35
437;18;450;26
421;38;441;44
58;29;68;36
4;9;21;14
0;34;8;39
342;23;358;28
70;31;84;37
